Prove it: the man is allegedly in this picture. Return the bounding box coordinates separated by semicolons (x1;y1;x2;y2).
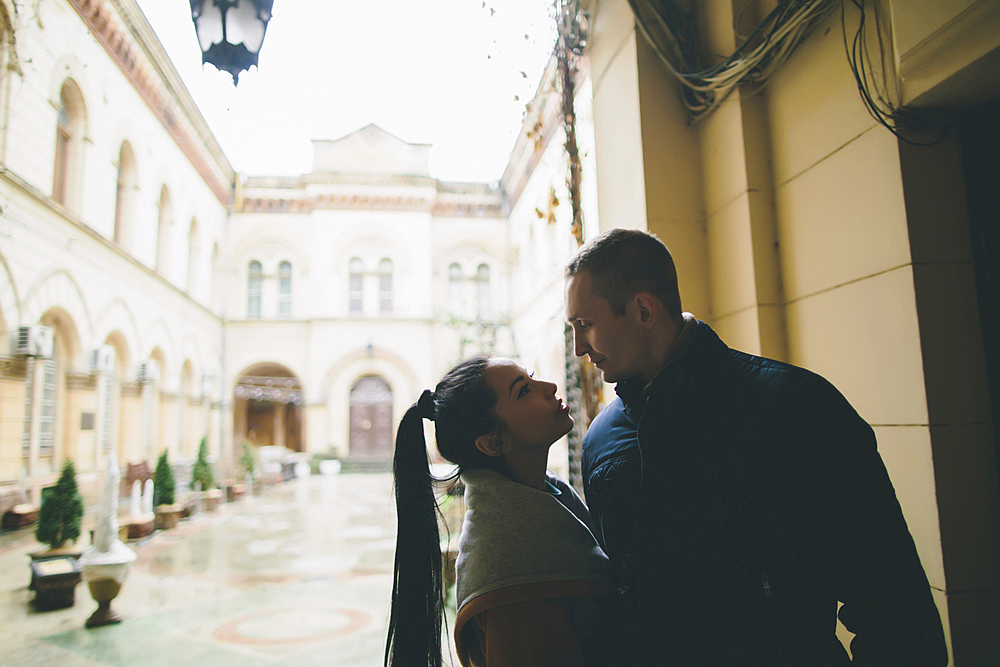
565;229;947;666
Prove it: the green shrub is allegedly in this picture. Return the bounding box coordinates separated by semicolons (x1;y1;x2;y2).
191;437;215;490
34;459;83;550
153;450;176;506
239;441;255;478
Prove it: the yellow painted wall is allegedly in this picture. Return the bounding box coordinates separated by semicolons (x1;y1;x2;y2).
583;0;1000;663
0;376;25;481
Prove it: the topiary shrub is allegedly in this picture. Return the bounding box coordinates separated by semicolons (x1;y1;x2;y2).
153;450;176;507
35;459;83;550
191;437;215;491
238;441;255;478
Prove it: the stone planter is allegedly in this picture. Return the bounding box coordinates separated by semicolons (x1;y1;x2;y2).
155;504;183;530
225;483;246;502
29;556;82;610
2;503;39;529
126;514;154;540
203;489;223;512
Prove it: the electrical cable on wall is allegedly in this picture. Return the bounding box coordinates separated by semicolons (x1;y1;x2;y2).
629;0;838;121
840;0;954;145
629;0;957;139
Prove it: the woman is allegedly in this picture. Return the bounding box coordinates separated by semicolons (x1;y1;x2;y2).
384;356;610;667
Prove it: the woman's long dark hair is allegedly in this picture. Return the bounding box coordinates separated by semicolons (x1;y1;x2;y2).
384;356;506;667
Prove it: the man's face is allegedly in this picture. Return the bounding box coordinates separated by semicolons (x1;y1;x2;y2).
566;270;645;383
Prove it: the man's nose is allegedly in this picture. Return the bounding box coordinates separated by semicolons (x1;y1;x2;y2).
573;332;589;358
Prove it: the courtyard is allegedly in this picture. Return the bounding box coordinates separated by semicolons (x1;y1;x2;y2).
0;473;405;667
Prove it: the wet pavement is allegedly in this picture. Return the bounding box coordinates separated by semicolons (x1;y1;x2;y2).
0;473;412;667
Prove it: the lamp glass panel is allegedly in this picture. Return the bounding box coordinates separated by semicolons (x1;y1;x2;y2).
195;3;224;51
227;0;267;52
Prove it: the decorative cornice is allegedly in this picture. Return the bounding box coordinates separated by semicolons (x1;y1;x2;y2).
120;381;141;397
65;370;97;390
0;356;27;379
238;194;503;218
68;0;234;205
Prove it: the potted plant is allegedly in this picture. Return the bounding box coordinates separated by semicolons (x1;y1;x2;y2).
34;459;84;551
191;437;215;493
30;459;83;609
153;450;181;529
239;440;255;478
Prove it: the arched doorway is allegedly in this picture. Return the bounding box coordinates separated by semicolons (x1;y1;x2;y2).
233;363;304;455
348;376;393;459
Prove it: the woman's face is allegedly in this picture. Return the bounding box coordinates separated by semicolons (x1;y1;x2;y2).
483;358;574;452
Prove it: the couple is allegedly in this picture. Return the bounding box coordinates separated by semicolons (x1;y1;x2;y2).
385;230;948;666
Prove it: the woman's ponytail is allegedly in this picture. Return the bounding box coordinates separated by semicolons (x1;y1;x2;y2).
384;395;444;667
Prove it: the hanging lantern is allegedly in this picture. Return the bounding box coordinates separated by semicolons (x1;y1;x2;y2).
190;0;274;85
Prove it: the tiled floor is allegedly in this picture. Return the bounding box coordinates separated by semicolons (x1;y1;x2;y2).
0;474;403;666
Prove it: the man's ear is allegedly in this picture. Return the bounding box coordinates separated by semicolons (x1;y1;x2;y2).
634;293;659;329
475;432;508;457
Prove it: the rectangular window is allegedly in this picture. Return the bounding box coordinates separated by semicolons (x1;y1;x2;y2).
39;359;57;455
21;357;34;456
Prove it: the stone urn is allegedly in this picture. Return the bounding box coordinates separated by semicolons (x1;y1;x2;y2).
79;454;137;628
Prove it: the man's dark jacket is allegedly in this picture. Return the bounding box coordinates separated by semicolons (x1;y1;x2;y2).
582;321;947;666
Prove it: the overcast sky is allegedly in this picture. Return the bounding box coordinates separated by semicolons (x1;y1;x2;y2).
135;0;556;182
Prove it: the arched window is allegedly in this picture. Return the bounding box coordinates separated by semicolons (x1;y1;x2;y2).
378;258;393;315
187;219;199;293
156;186;172;273
114;141;136;246
349;258;364;315
448;263;462;316
247;260;263;318
477;263;491;321
53;81;85;210
278;261;292;316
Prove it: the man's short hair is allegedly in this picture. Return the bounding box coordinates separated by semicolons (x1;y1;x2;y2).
566;228;682;320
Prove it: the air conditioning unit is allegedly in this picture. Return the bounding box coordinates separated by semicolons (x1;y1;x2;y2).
15;326;54;358
90;345;116;374
138;359;160;384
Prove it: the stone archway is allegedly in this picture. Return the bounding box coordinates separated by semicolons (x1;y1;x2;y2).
233;363;304;455
348;376;393;459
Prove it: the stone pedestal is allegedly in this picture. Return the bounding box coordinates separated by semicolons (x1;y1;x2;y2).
84;578;123;627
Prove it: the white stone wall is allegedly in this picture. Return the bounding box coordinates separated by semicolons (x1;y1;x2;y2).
0;0;231;502
228;129;510;457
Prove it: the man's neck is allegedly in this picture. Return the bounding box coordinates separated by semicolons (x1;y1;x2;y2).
637;313;697;384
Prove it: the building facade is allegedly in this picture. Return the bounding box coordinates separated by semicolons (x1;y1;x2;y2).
228;124;509;463
0;0;527;507
0;0;232;505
